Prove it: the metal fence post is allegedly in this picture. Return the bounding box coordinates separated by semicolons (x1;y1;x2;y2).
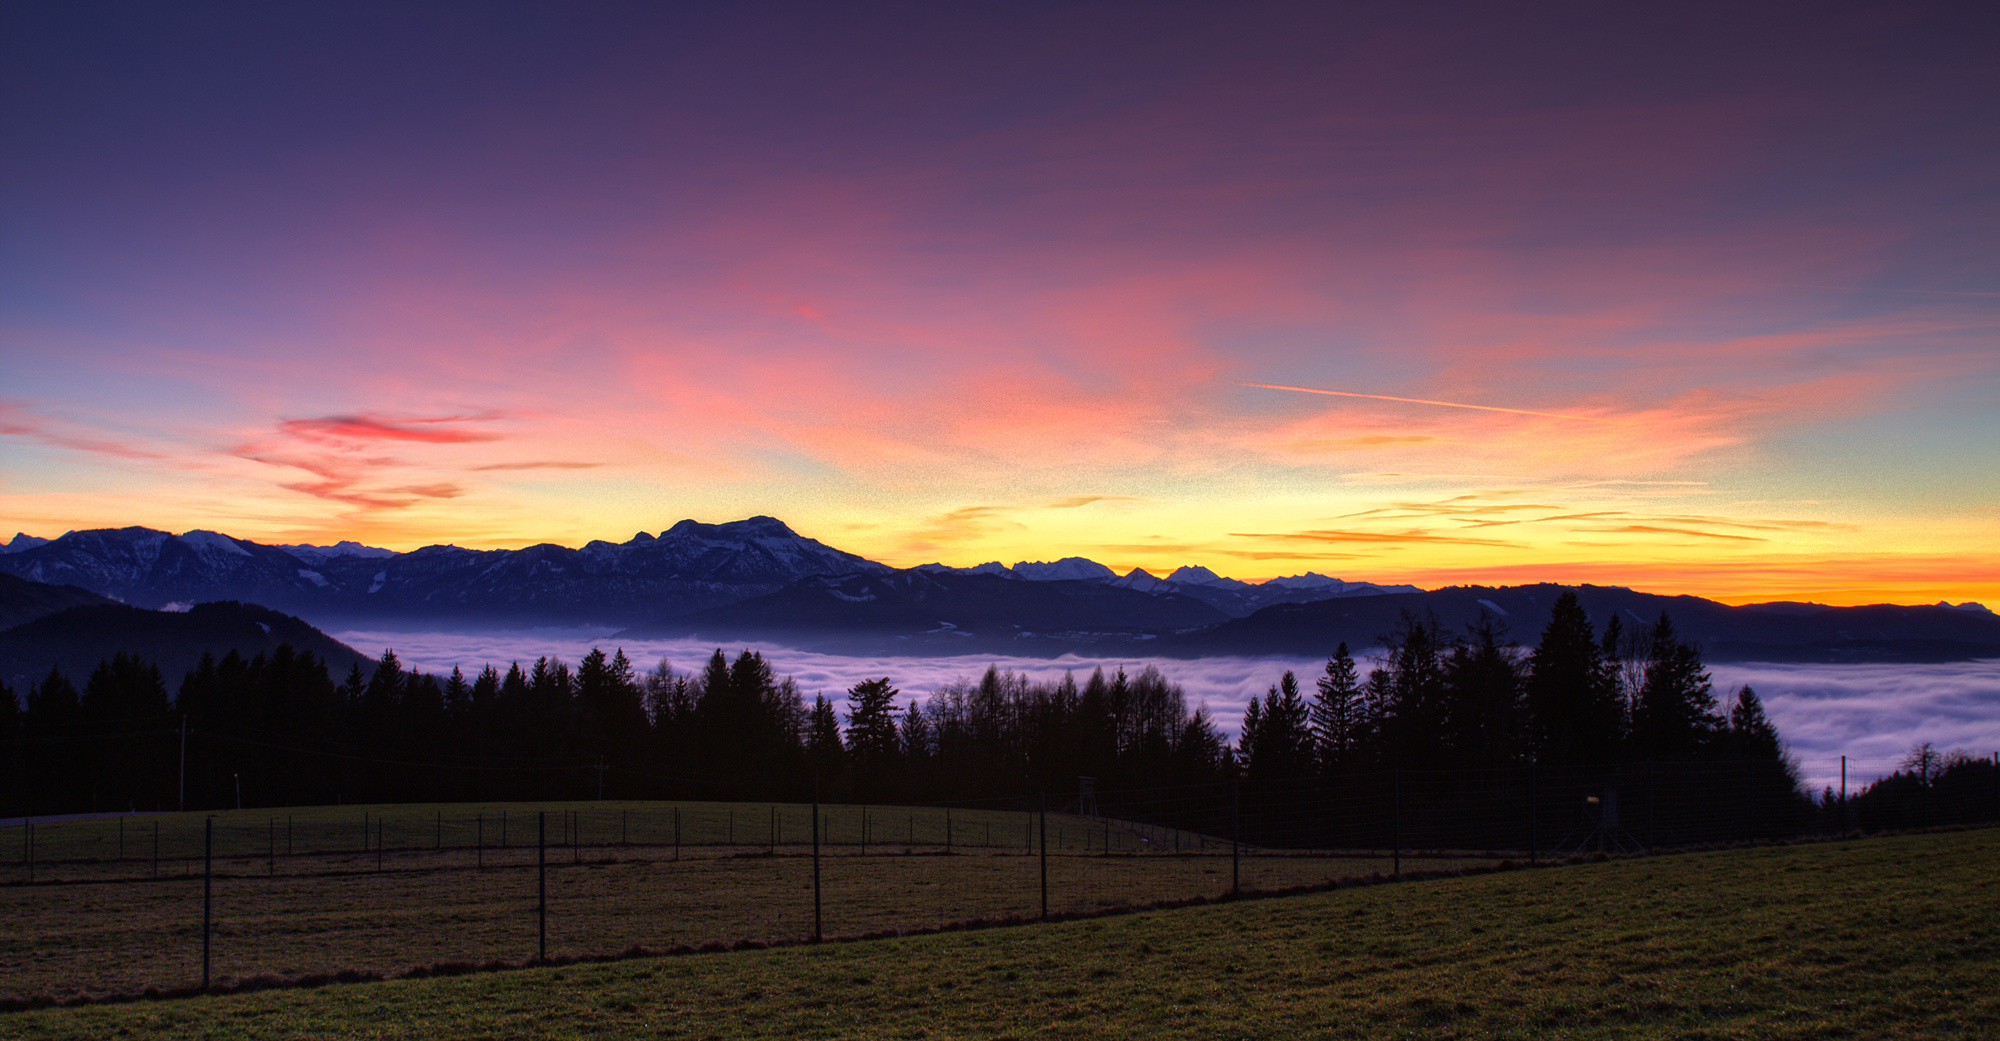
152;821;160;879
202;816;213;991
537;811;547;962
811;792;823;942
1749;760;1761;841
1038;793;1048;920
1392;769;1401;877
1231;779;1241;897
1647;761;1656;849
1529;765;1538;864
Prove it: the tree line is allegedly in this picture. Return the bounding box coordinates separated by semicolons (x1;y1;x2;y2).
2;591;1818;819
1236;591;1791;781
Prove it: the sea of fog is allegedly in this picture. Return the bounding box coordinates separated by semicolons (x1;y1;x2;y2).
335;629;2000;797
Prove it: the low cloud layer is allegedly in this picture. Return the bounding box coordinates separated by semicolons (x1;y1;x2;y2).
342;630;1998;798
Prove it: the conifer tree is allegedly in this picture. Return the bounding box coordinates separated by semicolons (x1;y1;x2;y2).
1525;591;1620;765
1378;611;1449;768
805;694;846;786
1246;670;1312;780
1236;695;1262;774
1629;614;1719;760
1172;704;1226;783
845;677;902;798
1440;616;1522;768
443;666;471;718
1310;643;1364;775
1726;685;1781;761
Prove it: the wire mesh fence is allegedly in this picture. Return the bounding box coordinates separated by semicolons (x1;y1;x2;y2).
3;754;1996;1000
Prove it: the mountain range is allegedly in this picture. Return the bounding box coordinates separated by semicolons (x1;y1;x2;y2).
2;519;1996;663
0;519;1413;631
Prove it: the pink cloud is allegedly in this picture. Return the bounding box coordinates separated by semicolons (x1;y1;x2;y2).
278;413;504;444
0;402;167;460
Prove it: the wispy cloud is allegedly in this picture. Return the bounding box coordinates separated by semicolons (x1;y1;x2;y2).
1596;524;1765;542
1046;495;1140;509
1237;380;1610;422
234;410;504;512
1230;528;1522;549
279;413;504;444
897;505;1021;555
470;461;602;471
0;403;167;460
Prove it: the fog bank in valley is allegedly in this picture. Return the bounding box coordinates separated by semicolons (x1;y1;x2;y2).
338;630;1999;797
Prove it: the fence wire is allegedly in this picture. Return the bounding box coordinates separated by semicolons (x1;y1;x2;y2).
3;755;1996;999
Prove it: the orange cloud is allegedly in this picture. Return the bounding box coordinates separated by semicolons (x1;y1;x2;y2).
471;461;602;471
1230;528;1522;549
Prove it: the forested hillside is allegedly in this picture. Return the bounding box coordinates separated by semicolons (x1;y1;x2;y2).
6;593;1828;831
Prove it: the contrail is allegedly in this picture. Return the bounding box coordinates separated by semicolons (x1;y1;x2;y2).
1778;283;2000;298
1235;381;1608;422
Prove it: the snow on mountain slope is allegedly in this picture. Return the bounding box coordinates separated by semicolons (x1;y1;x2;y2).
1011;557;1117;582
0;517;1420;629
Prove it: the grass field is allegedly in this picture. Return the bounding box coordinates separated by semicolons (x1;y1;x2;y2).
4;800;1218;876
4;827;1994;1038
2;801;1469;997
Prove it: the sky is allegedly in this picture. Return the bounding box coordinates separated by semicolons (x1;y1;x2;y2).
4;1;1997;606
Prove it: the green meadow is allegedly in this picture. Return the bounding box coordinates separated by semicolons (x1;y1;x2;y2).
6;827;1994;1039
2;801;1455;997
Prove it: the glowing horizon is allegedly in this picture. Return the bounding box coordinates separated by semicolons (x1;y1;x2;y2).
3;5;1995;608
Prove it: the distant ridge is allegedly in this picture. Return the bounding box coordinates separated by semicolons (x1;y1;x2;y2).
0;518;1413;630
2;520;1995;662
0;599;373;691
1170;583;2000;664
0;572;117;631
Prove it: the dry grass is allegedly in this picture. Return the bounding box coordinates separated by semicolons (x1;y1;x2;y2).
1;800;1466;997
5;828;1994;1039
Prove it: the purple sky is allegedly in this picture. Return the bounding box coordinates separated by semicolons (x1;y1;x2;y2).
4;2;1997;605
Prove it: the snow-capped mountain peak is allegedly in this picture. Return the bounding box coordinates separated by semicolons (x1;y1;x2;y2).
276;540;399;562
1260;572;1345;589
914;561;1016;577
1110;567;1167;592
1011;557;1117;582
1164;565;1246;589
178;530;252;557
